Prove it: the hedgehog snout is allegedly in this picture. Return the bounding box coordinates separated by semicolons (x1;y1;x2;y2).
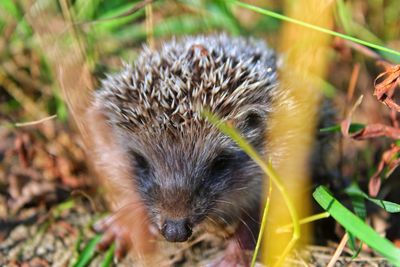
161;218;192;242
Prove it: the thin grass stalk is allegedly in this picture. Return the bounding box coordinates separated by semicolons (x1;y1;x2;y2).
251;179;272;266
233;1;400;57
203;111;301;267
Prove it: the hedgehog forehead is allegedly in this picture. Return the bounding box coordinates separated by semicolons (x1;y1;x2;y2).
125;124;231;172
96;34;278;134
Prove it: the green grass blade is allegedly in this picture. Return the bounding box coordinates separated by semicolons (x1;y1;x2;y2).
109;14;225;44
346;231;363;259
344;183;366;257
335;0;353;35
100;244;115;267
74;0;102;20
73;234;102;267
52;199;75;218
313;186;400;266
233;1;400;57
69;230;84;267
251;181;272;267
319;123;365;133
346;184;400;213
0;0;19;18
90;3;146;34
210;0;242;35
367;198;400;213
345;183;367;220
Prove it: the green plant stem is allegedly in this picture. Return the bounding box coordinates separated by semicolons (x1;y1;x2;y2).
233;1;400;57
251;181;272;267
276;212;330;233
203;110;300;267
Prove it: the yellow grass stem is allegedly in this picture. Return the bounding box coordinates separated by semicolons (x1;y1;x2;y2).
203;110;301;267
251;179;272;267
276;212;330;234
15;115;58;127
233;0;334;265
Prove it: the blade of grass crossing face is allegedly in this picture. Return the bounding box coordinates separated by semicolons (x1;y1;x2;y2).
203;110;300;266
313;186;400;266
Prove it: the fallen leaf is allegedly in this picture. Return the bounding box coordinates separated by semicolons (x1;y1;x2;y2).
346;123;400;140
374;63;400;112
369;144;400;197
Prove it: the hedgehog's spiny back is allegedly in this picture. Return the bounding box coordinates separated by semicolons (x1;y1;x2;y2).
95;35;278;133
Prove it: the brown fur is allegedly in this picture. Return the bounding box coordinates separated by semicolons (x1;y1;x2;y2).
86;103;154;257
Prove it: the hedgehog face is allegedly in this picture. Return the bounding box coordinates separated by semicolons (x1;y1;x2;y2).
95;34;278;242
123;113;266;243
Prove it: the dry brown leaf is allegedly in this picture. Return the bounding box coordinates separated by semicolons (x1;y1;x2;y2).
369;144;400;197
14;133;33;168
341;95;363;138
374;63;400;112
346;123;400;140
341;95;400;140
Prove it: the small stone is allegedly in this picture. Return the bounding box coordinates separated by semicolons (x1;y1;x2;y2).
36;246;46;256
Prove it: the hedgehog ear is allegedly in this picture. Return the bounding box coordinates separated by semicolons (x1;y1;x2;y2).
234;106;268;143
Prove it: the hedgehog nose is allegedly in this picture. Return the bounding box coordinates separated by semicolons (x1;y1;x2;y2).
161;219;192;242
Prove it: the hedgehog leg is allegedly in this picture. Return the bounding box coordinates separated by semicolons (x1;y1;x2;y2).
210;204;260;267
94;213;132;260
207;217;259;266
207;239;250;267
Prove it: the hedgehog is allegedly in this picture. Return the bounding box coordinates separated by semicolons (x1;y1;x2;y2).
87;34;278;265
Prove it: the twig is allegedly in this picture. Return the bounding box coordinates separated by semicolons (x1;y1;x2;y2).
347;64;360;102
15;115;57;127
327;233;349;267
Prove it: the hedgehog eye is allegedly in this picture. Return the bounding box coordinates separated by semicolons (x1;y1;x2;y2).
235;108;268;147
210;152;235;175
131;152;151;176
243;111;265;132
